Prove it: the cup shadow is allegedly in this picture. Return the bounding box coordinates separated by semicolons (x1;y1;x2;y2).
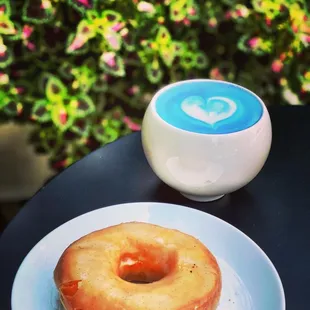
153;181;259;231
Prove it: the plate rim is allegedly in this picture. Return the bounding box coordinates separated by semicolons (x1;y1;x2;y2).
11;201;286;309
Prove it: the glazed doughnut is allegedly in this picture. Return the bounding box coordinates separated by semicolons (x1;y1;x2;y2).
54;222;222;310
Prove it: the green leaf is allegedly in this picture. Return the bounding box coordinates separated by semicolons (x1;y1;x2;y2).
71;65;96;93
156;26;171;45
0;47;12;68
100;52;125;77
38;73;53;94
77;19;96;39
71;118;91;137
104;124;120;142
31;99;51;122
109;106;125;120
194;52;208;69
92;124;105;143
92;120;119;144
68;0;97;14
140;39;156;53
146;59;163;84
102;10;123;24
237;35;269;56
58;62;73;79
69;95;95;117
0;0;11;16
137;50;149;64
252;0;282;18
38;127;62;152
172;41;186;56
3;100;23;116
180;51;195;70
93;74;108;92
83;57;96;70
159;43;175;67
51;104;73;131
169;0;187;22
86;9;99;21
120;28;135;51
6;22;22;41
22;0;55;24
45;76;67;103
0;91;8;108
184;31;198;49
0;16;17;35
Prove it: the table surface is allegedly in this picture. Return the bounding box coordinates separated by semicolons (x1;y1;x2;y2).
0;106;310;310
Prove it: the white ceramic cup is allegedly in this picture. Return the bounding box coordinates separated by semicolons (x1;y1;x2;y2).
141;79;272;202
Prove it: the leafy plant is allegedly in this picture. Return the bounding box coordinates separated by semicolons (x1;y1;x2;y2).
0;0;309;170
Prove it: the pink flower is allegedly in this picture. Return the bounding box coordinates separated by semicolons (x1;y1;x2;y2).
236;9;242;17
27;42;36;51
76;0;91;8
128;85;140;95
271;60;283;73
106;32;120;50
210;68;224;80
123;116;141;131
188;7;196;16
248;37;260;49
265;17;272;26
40;0;52;9
22;25;33;39
68;35;86;52
15;87;25;94
102;52;116;67
17;103;23;115
59;109;67;125
183;18;191;26
0;72;8;84
292;24;299;33
137;1;155;14
235;6;249;18
120;28;129;39
53;160;67;170
208;17;217;28
111;22;124;32
301;34;310;44
225;11;232;19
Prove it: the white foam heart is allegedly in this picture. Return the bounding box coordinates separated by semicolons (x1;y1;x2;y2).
181;95;237;125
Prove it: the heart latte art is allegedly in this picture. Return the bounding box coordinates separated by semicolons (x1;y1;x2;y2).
181;96;237;125
155;80;263;134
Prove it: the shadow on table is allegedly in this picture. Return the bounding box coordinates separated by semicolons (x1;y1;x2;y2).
153;181;257;228
0;201;26;234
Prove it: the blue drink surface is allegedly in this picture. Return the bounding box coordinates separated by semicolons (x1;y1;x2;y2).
155;80;263;134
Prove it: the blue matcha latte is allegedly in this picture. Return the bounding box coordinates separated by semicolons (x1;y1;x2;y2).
155;80;263;134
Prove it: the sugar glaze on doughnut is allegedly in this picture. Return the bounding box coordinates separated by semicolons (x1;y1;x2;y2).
54;222;222;310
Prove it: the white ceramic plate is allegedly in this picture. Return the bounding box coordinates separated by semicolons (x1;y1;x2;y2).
12;202;285;310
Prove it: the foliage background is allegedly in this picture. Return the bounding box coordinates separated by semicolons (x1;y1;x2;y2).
0;0;309;170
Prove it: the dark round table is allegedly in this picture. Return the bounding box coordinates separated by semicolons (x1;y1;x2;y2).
0;106;310;310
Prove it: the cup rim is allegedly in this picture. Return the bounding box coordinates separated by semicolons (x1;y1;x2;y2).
148;79;268;137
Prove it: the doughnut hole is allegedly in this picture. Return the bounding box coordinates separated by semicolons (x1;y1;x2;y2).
117;244;177;284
